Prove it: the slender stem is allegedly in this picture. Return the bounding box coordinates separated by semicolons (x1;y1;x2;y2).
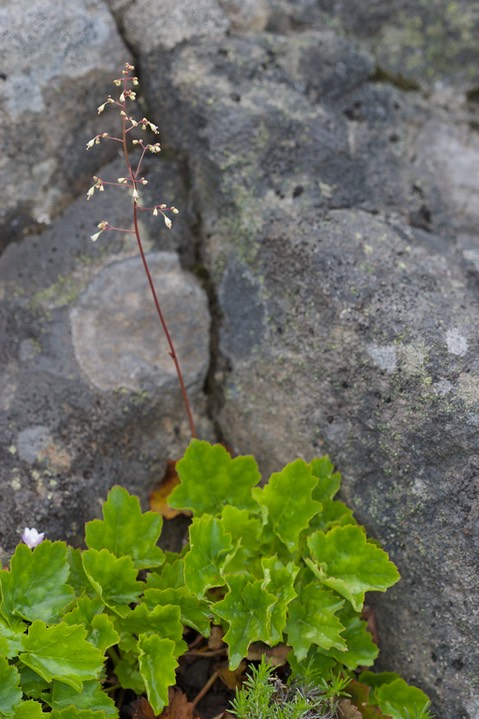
120;88;197;439
132;202;197;438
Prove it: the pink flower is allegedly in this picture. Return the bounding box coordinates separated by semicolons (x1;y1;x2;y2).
22;528;45;548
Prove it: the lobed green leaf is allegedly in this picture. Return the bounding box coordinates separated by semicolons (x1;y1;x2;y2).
85;486;164;570
324;615;378;670
114;603;185;657
252;459;322;552
183;515;233;597
51;679;117;717
260;557;298;643
19;620;104;693
50;709;108;719
81;549;143;613
61;596;119;651
143;587;211;636
284;582;346;661
169;440;261;515
18;666;50;700
13;700;47;719
360;673;432;719
0;617;26;658
0;542;74;625
114;653;144;694
310;457;342;500
138;635;178;715
0;655;22;716
307;525;400;612
212;574;277;669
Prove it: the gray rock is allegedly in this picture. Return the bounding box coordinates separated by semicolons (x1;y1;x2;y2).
70;253;209;393
0;0;129;246
218;0;269;32
263;0;479;94
0;155;211;559
142;30;479;718
121;0;229;53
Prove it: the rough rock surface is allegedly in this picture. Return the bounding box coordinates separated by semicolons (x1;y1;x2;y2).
0;155;211;557
141;25;479;719
0;0;129;246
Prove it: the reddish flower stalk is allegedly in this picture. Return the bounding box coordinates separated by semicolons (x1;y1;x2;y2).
86;63;197;439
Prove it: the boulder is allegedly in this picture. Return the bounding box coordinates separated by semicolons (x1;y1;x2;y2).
141;29;479;719
0;155;211;558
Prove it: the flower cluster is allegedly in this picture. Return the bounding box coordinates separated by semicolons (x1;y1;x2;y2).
85;62;179;241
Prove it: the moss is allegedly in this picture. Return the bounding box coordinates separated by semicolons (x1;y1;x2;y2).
30;274;83;314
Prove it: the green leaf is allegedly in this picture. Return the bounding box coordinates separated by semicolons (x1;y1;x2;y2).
169;440;261;515
324;616;378;670
114;603;185;656
18;666;50;699
68;548;96;597
359;671;401;688
61;597;118;653
252;459;322;551
260;557;298;642
310;457;341;500
220;507;264;575
146;557;185;591
89;614;120;653
143;587;211;637
307;526;400;612
13;700;47;719
0;542;74;624
138;634;178;715
114;653;144;694
310;499;356;532
0;655;22;716
62;596;104;626
81;549;143;612
220;506;262;552
284;582;346;661
50;709;108;719
19;620;104;692
85;486;164;569
183;515;233;597
52;679;117;717
212;575;277;669
376;678;431;719
0;618;27;658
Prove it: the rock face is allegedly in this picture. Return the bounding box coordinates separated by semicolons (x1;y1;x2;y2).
140;22;479;719
2;1;479;718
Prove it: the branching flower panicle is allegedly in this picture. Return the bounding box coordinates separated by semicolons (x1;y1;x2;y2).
85;63;196;438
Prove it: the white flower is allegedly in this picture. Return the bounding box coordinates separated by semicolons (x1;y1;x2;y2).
163;215;172;229
22;527;45;548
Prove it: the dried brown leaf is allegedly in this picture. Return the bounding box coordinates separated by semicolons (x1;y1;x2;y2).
159;688;201;719
149;460;191;519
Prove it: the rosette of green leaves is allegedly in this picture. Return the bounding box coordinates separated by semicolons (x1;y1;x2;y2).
167;440;400;674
